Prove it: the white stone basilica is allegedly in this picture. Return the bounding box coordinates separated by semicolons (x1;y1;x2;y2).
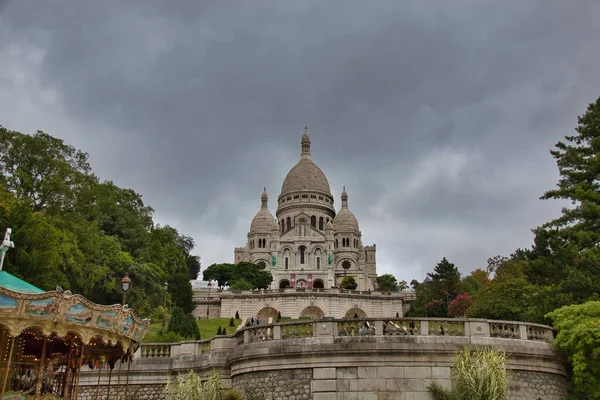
234;129;377;291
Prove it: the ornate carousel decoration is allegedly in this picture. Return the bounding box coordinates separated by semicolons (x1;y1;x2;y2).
0;228;150;399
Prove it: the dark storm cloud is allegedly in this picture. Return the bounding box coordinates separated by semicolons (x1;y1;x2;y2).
1;0;599;280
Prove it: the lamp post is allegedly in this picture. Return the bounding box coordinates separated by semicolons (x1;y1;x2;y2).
162;281;169;332
121;273;131;306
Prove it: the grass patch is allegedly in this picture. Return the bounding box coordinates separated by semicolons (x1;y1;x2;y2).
196;318;241;340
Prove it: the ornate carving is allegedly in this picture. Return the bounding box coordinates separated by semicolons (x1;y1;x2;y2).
0;285;150;351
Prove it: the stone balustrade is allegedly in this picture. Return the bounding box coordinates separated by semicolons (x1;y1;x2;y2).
137;317;555;359
78;318;564;400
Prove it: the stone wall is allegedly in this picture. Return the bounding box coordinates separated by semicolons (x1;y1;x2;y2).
193;289;414;320
232;369;312;400
76;383;165;400
509;370;569;400
76;318;569;400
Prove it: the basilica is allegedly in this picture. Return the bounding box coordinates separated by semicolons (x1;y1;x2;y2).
234;128;377;291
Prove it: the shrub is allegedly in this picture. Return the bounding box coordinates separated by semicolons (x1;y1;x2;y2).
428;347;510;400
217;326;222;335
277;311;282;322
165;371;222;400
229;317;235;327
167;308;201;340
235;311;240;319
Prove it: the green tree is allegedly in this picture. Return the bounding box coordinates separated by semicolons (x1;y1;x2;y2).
409;258;461;317
229;279;253;290
547;301;600;399
168;272;195;314
459;269;490;297
376;274;398;291
167;308;201;340
339;276;358;290
468;260;538;322
203;262;272;289
0;127;95;214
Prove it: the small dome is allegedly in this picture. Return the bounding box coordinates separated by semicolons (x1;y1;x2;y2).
250;209;277;233
325;220;334;231
250;188;277;233
333;208;359;233
333;187;359;233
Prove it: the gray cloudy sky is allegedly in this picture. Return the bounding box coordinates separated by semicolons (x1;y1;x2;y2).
1;0;599;282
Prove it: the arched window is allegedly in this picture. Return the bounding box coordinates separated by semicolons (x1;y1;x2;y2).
311;216;316;228
316;257;320;270
286;217;291;231
319;217;324;230
285;257;289;270
299;246;306;264
335;239;338;248
281;220;285;233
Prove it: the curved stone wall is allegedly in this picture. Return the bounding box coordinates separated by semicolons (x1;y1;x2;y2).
77;318;568;400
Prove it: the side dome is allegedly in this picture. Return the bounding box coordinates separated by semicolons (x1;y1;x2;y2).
333;209;359;233
333;187;359;233
280;127;332;196
250;188;277;233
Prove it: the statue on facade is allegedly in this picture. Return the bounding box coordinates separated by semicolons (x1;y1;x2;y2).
0;228;15;271
328;253;333;265
271;254;277;267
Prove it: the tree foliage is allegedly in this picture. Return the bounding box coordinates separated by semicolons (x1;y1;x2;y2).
448;293;473;318
0;127;199;317
203;262;272;289
376;274;398;291
409;258;461;317
339;276;358;290
167;308;201;340
546;301;600;399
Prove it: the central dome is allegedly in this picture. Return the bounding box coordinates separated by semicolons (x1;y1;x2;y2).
281;159;331;195
280;127;332;197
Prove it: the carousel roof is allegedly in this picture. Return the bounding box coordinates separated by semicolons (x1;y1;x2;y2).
0;271;45;294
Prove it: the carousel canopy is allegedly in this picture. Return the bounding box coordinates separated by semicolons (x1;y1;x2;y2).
0;271;45;294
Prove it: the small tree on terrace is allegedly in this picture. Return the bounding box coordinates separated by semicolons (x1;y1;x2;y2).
339;276;358;290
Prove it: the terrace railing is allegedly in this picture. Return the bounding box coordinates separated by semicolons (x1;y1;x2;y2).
138;318;555;359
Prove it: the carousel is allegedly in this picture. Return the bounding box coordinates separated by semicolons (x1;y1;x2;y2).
0;229;150;399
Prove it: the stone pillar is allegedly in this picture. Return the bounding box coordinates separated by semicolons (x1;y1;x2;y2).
518;324;528;340
273;325;281;340
420;320;429;336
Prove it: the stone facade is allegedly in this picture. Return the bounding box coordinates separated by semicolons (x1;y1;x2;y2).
232;369;312;400
193;288;414;320
234;129;377;291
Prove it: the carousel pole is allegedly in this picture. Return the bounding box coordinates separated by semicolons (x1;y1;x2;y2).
63;341;75;399
123;352;132;400
1;335;15;398
94;361;102;400
35;336;49;398
115;355;123;400
105;361;113;400
72;345;85;400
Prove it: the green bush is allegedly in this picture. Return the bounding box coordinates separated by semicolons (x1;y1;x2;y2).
229;317;235;327
167;308;201;340
235;311;240;319
165;371;222;400
217;326;222;335
428;347;510;400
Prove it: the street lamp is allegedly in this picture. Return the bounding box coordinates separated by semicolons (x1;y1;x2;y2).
121;273;131;306
162;281;169;332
